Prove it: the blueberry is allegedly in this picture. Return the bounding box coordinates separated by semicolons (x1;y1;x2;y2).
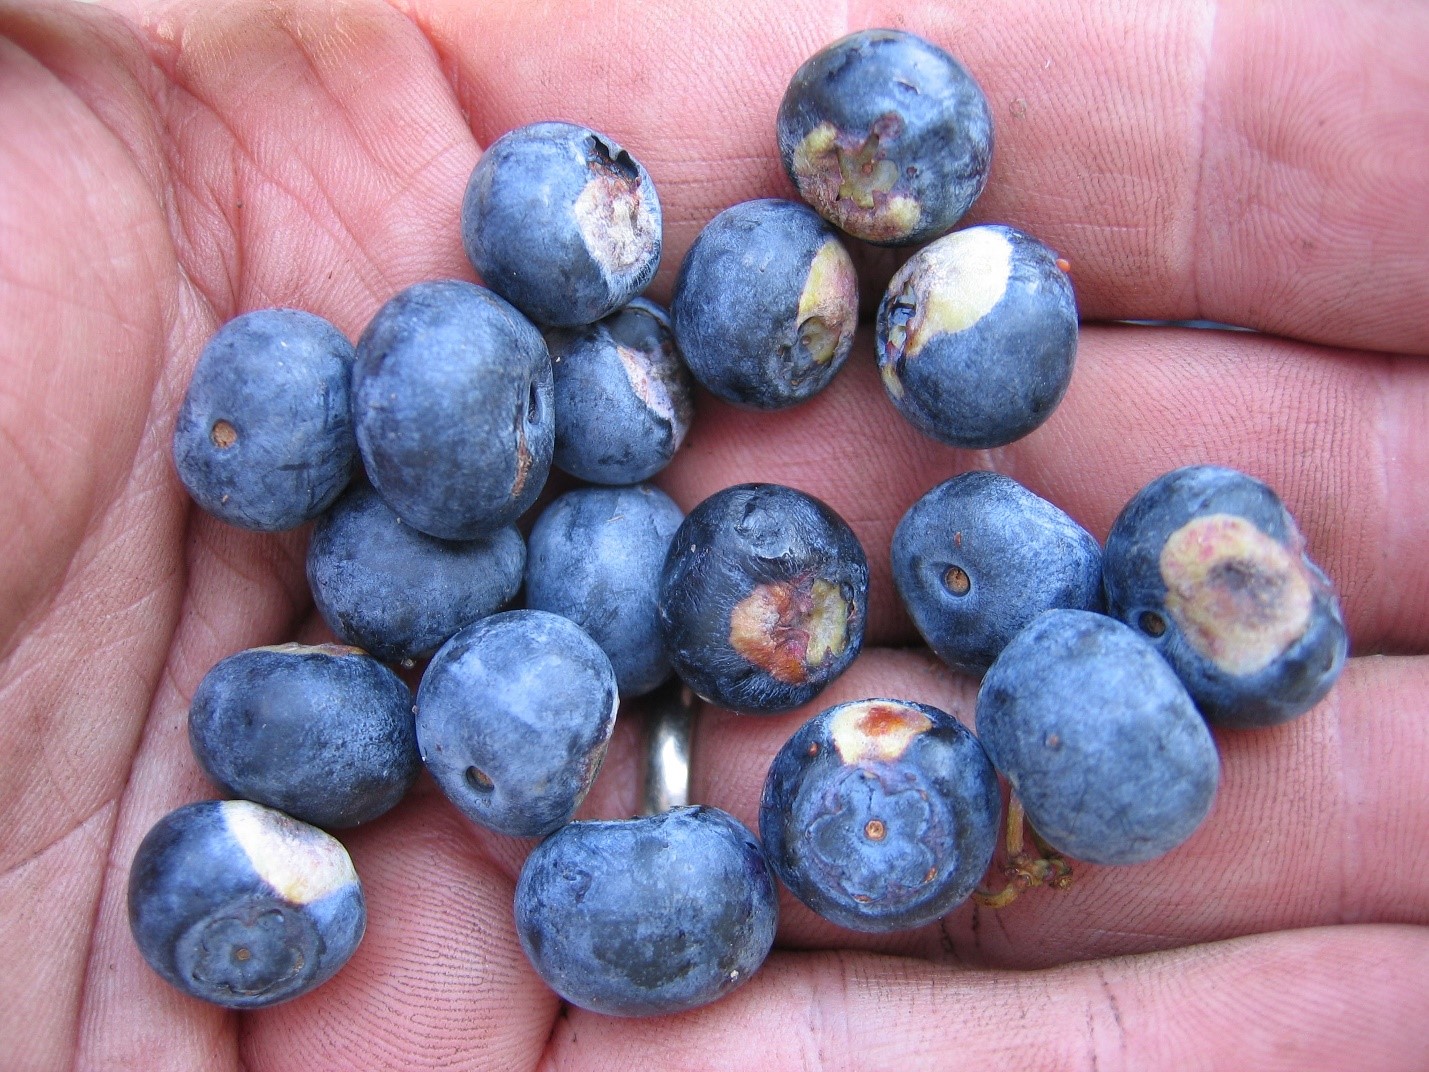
777;29;993;246
525;485;685;698
352;280;552;540
173;308;357;531
759;698;1000;932
876;224;1078;448
514;805;778;1016
1102;465;1348;728
307;480;525;664
976;610;1220;866
188;643;420;830
128;799;365;1008
545;298;694;484
415;610;618;838
658;483;868;714
462;121;662;327
892;471;1103;674
670;198;858;409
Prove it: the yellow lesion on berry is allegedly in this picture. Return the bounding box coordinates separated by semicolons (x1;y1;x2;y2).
223;800;358;906
881;227;1013;366
1159;513;1315;676
791;120;921;243
795;240;858;367
829;700;932;764
728;576;852;685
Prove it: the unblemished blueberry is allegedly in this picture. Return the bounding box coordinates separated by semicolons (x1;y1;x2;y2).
545;298;694;484
353;280;553;540
658;483;868;714
976;609;1220;866
307;480;525;665
1102;465;1348;728
415;610;618;838
759;698;1000;932
173;308;357;531
188;643;420;830
777;29;993;246
514;805;778;1017
670;198;858;410
525;485;685;698
892;471;1103;674
462;121;662;327
876;224;1078;448
128;799;365;1008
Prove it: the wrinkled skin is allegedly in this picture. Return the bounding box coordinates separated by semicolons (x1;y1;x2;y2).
2;1;1429;1070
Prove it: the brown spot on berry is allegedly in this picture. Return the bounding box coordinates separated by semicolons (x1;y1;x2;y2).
864;819;887;841
211;420;238;448
791;120;921;243
728;576;852;685
943;565;971;595
829;700;933;763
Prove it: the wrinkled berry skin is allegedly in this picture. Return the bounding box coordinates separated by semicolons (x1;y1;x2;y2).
877;225;1077;448
892;471;1103;674
670;199;858;409
658;483;868;714
525;485;684;697
415;611;618;838
173;308;357;531
977;610;1220;866
546;298;694;483
778;29;992;246
128;800;365;1008
353;280;553;540
307;481;525;664
760;698;999;932
514;806;778;1017
189;644;419;830
1103;465;1348;728
462;122;662;327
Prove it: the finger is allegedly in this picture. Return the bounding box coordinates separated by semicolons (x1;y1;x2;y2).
544;925;1429;1072
657;324;1429;655
689;648;1429;967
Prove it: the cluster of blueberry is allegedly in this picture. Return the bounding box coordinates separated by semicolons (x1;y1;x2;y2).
127;27;1348;1022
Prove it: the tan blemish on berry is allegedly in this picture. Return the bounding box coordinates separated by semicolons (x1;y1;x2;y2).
881;228;1013;369
211;420;238;448
795;239;858;367
728;576;852;685
1160;513;1314;676
512;421;532;498
574;142;658;277
252;642;366;658
223;800;357;905
830;700;932;764
791;120;921;243
864;819;887;841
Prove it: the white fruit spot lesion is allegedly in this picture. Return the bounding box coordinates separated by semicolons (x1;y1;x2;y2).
573;141;659;279
880;226;1013;367
829;700;932;764
1159;513;1315;675
223;800;358;905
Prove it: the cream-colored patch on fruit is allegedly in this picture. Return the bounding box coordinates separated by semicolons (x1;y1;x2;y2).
805;579;850;667
830;700;931;764
796;240;858;366
223;800;357;905
251;642;364;657
617;345;681;428
884;227;1013;362
728;577;852;685
791;120;921;243
575;172;658;277
1160;513;1314;676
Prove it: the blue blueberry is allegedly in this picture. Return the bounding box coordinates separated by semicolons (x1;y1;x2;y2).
128;799;365;1008
525;485;685;698
778;29;993;246
173;308;357;531
876;225;1078;448
415;610;618;838
1102;465;1348;728
545;298;694;484
307;480;525;665
892;471;1103;674
188;643;419;830
976;609;1220;866
462;121;662;327
514;805;778;1016
670;199;858;409
353;280;553;540
658;483;868;714
760;698;1000;932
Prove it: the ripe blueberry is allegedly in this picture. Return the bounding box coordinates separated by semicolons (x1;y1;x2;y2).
1102;465;1348;728
760;698;1000;932
128;800;365;1008
173;308;357;531
778;29;993;246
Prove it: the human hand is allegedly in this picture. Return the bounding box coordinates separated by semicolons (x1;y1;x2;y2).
2;0;1427;1068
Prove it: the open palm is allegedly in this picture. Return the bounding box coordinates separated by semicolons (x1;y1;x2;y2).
3;1;1427;1068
